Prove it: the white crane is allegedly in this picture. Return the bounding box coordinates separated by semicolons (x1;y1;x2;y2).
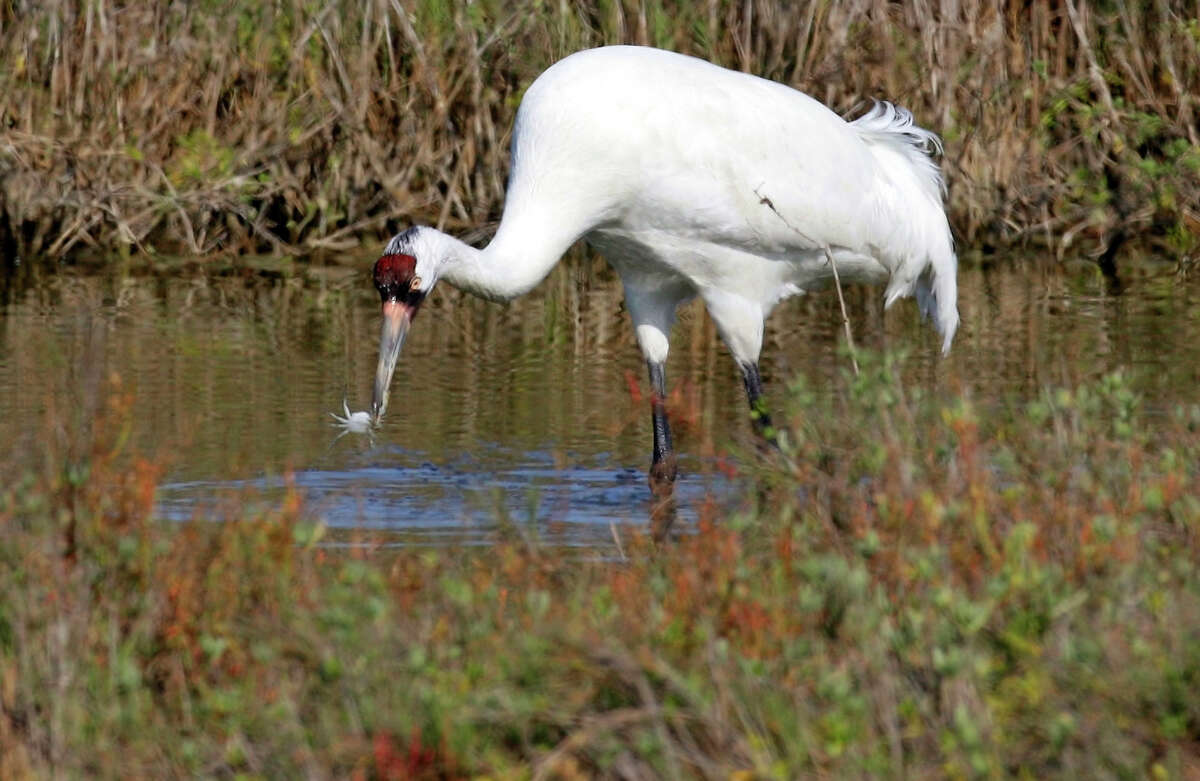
370;45;958;493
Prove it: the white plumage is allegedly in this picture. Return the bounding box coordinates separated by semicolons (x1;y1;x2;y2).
370;45;958;489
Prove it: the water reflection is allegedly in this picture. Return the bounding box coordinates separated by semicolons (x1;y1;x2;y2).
155;448;717;547
2;252;1197;546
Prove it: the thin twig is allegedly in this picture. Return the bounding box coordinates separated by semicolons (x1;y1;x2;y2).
532;708;654;781
609;520;626;561
755;187;860;376
822;245;860;377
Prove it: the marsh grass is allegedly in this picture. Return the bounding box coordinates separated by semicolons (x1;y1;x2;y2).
2;358;1197;778
1;0;1197;261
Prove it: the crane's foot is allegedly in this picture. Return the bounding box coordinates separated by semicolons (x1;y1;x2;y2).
648;452;678;497
648;454;679;543
650;493;678;543
751;407;780;451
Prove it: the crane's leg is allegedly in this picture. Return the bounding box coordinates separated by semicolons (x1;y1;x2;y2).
647;360;678;490
739;361;777;444
618;279;687;496
699;287;778;445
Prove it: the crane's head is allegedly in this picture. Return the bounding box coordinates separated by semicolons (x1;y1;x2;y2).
371;228;436;419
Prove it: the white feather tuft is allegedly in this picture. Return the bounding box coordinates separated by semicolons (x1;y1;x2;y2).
851;101;945;194
852;101;958;353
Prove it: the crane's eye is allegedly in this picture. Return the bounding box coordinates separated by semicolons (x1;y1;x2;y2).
410;276;422;290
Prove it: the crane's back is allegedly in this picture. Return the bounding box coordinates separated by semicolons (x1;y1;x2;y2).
507;47;879;249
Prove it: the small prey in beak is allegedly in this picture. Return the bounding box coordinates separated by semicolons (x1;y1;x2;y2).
370;252;426;419
330;398;375;442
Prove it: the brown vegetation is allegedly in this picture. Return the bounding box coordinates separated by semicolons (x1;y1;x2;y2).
2;359;1198;777
1;0;1197;262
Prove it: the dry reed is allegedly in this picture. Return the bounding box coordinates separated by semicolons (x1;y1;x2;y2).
0;0;1197;261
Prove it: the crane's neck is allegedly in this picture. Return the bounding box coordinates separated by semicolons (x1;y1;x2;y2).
439;216;582;302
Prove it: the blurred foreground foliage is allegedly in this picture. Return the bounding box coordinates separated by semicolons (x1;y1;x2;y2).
2;357;1198;778
0;0;1197;261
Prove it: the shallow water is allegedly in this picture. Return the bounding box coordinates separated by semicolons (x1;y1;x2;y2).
2;251;1197;546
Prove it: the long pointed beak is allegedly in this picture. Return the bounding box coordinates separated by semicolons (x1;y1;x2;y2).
372;300;411;419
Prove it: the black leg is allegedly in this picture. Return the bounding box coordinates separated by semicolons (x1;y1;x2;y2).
740;361;778;444
647;361;678;491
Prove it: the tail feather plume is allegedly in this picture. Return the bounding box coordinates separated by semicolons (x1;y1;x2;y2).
853;101;958;353
851;101;945;198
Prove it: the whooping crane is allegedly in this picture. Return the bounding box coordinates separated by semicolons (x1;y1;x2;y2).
371;46;958;493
